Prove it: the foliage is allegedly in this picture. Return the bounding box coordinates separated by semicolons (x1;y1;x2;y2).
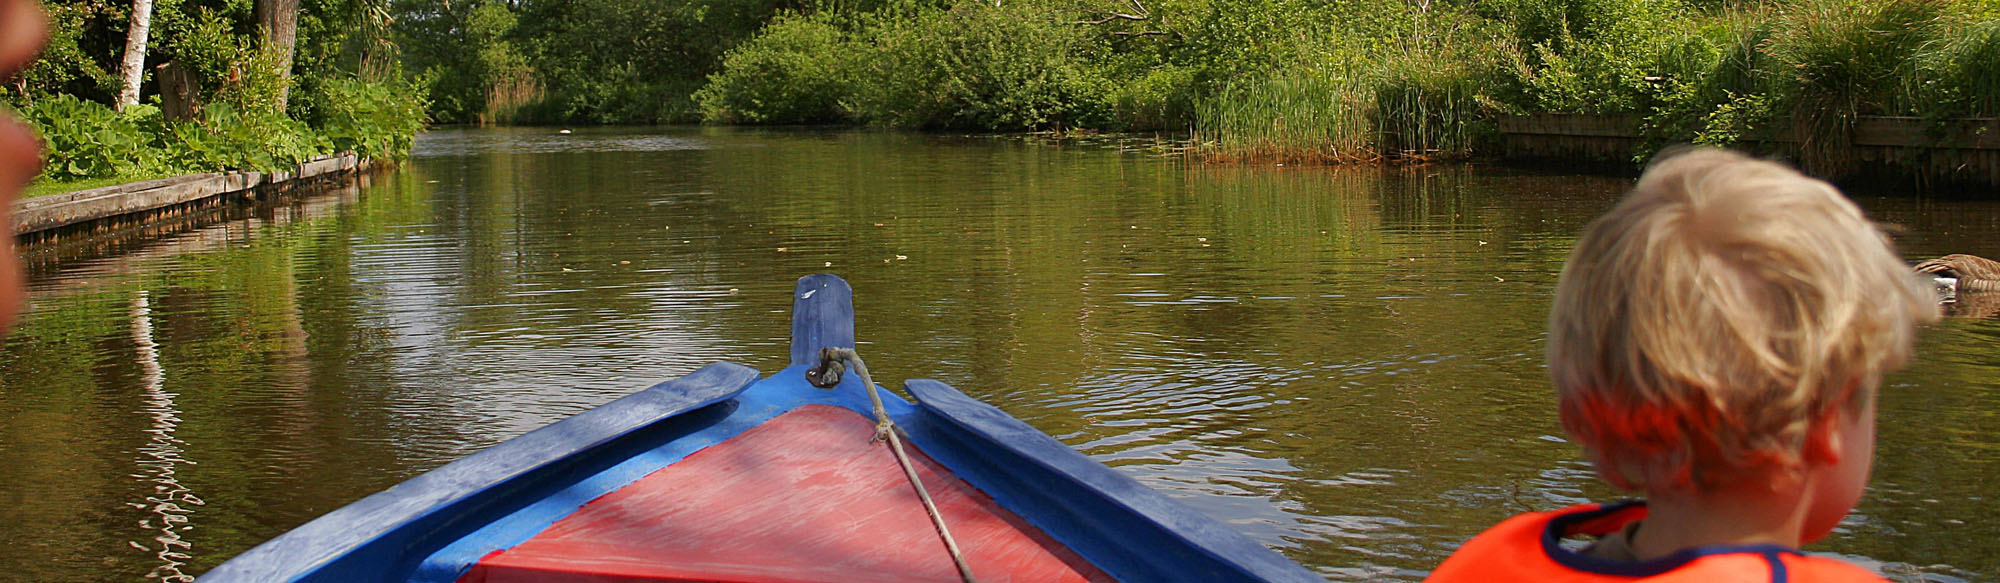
1921;18;2000;118
395;0;534;124
695;12;860;125
1191;0;1509;162
17;95;167;180
852;3;1114;130
19;0;2000;174
11;2;112;100
1110;64;1199;132
1371;53;1498;160
1195;67;1376;163
509;0;794;124
304;75;428;160
1496;0;1695;114
18;0;427;192
162;102;330;173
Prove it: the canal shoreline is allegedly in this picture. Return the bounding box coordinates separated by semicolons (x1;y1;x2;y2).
1497;114;2000;189
11;153;374;239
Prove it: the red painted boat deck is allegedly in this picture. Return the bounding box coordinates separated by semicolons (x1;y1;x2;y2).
460;404;1115;583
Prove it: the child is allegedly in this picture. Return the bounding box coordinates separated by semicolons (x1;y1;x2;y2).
1427;148;1937;582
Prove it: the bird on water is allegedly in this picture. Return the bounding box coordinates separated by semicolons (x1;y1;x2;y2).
1915;254;2000;293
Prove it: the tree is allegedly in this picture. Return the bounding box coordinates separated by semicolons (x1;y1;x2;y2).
114;0;154;110
255;0;300;108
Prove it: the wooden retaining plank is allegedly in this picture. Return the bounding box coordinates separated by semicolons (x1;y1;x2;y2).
1496;114;1643;138
14;174;217;212
12;153;365;236
1498;114;2000;149
1851;117;2000;150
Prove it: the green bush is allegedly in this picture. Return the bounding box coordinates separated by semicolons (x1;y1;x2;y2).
1502;0;1694;113
696;12;861;124
162;103;330;174
1917;18;2000;117
1110;64;1200;132
852;3;1113;130
19;95;168;181
308;76;430;160
1765;0;1947;172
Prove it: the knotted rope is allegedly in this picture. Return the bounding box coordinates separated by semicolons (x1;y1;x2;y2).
809;347;977;583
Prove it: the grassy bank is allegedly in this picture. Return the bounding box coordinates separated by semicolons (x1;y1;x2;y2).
665;0;1998;169
28;0;1996;180
15;77;425;198
20;0;430;197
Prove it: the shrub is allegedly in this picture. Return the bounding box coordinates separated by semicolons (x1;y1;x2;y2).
20;95;169;181
162;103;329;174
1503;0;1693;114
308;76;430;160
1918;18;2000;118
696;12;861;124
852;3;1113;130
1764;0;1948;172
1110;64;1200;132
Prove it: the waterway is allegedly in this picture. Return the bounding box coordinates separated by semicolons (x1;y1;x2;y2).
1;127;1995;582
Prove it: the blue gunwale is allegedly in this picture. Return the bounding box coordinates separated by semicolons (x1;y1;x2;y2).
197;361;763;582
198;273;1319;583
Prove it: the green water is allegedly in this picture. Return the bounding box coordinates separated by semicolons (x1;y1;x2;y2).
1;127;1994;582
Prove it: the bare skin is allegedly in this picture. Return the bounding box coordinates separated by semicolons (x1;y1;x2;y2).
0;0;44;333
1589;395;1878;561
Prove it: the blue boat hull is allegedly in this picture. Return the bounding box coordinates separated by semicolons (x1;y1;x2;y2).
200;274;1320;583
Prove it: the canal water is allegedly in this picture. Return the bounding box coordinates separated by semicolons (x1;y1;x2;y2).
1;127;1995;582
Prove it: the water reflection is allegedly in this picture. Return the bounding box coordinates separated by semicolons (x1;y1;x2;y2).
0;128;1993;582
129;290;198;582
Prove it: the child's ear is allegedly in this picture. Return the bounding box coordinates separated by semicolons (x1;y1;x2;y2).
1802;408;1845;466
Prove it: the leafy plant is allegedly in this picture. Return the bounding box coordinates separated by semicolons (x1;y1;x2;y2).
307;75;430;160
696;12;861;125
162;102;330;174
19;95;168;180
852;2;1114;130
1765;0;1947;172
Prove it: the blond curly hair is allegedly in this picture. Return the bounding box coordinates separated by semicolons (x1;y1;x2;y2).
1548;148;1937;492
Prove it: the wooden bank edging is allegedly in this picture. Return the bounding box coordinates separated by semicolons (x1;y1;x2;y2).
1497;114;2000;186
12;153;368;236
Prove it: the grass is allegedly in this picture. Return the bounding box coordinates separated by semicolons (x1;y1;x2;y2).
23;174;179;199
1194;68;1379;164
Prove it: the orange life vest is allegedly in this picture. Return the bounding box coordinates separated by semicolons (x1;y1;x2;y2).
1425;502;1888;583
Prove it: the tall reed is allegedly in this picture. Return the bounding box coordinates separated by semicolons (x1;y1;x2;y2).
1765;0;1946;173
1194;68;1377;164
484;75;545;126
1371;53;1491;161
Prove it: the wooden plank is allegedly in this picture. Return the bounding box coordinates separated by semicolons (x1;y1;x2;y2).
13;154;369;236
463;405;1113;583
1497;114;2000;150
1852;117;2000;150
195;362;764;583
16;174;216;211
1496;114;1641;138
14;174;238;233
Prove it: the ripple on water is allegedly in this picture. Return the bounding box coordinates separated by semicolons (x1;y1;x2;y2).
3;128;1995;583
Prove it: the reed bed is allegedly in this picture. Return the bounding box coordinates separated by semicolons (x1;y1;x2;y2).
1193;0;2000;169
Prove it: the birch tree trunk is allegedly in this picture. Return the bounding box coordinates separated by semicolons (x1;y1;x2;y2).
255;0;300;109
114;0;154;111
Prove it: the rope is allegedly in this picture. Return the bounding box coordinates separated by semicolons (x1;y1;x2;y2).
815;347;978;583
